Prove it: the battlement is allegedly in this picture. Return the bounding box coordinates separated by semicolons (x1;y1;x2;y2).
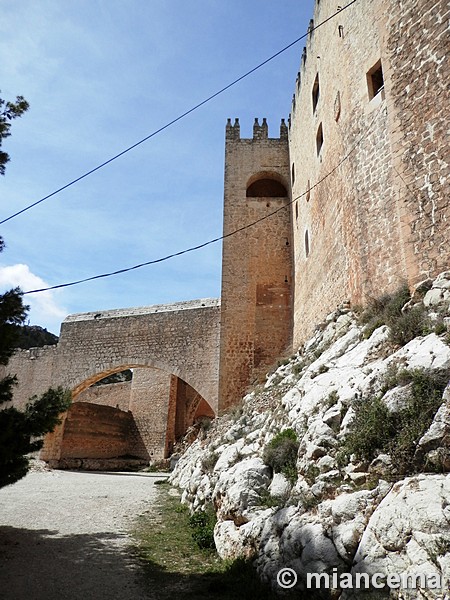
225;118;288;142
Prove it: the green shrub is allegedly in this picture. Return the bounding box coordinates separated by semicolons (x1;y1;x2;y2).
360;286;409;335
189;507;216;549
263;428;299;484
434;320;447;336
388;305;430;346
340;396;396;464
202;451;219;472
340;368;450;476
304;463;320;485
292;361;306;376
326;390;339;407
359;285;430;345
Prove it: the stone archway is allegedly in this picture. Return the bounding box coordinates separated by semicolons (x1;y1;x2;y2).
41;364;215;469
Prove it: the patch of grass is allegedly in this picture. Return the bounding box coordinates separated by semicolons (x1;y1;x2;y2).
198;416;213;434
226;400;244;421
263;428;299;484
277;357;290;368
257;489;286;509
297;490;321;511
133;486;292;599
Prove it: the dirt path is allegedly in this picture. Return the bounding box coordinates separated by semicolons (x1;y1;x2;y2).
0;468;167;600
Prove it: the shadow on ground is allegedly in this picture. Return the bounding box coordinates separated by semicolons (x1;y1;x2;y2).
0;526;147;600
0;526;318;600
136;555;317;600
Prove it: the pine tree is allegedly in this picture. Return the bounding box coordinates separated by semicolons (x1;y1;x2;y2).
0;91;29;175
0;93;71;487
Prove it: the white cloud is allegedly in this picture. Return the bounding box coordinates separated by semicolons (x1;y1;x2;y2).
0;264;67;335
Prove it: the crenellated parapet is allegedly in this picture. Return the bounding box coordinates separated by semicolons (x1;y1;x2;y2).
226;118;289;143
225;117;240;140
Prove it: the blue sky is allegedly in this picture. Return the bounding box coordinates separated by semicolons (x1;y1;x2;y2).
1;0;315;334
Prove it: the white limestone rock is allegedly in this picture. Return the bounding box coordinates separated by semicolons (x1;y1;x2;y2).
213;438;245;473
214;512;271;560
342;474;450;599
318;484;391;562
213;457;271;523
268;472;291;499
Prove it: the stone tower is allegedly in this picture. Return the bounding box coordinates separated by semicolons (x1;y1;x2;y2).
218;118;293;411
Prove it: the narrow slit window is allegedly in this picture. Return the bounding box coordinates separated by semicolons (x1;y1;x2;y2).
316;123;323;156
367;60;384;100
312;74;320;112
305;230;310;258
306;179;311;202
295;202;299;221
291;163;295;185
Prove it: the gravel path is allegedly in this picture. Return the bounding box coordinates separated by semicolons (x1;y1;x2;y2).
0;468;167;600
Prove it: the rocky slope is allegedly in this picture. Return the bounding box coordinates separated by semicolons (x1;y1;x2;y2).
171;273;450;598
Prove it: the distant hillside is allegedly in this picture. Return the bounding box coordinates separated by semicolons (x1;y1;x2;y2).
14;326;59;349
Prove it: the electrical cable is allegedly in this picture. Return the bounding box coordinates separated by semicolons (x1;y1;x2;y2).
0;0;358;226
23;95;388;295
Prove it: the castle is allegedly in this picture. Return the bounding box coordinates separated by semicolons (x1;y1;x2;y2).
3;0;449;465
219;0;449;408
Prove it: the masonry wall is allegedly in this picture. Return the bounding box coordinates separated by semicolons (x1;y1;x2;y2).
5;299;220;413
289;0;449;346
218;119;293;410
5;300;220;464
58;403;148;460
75;380;131;411
129;367;173;461
0;346;58;411
385;0;450;282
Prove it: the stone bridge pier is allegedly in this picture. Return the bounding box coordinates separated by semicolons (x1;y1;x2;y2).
3;299;220;467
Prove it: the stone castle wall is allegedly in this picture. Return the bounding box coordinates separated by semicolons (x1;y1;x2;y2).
218;119;293;410
385;0;449;283
288;0;449;345
3;299;220;412
2;0;448;457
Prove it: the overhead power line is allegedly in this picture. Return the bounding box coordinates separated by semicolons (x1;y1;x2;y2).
23;95;387;296
1;0;358;226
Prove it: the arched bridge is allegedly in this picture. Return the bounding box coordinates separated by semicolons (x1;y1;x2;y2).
5;298;220;465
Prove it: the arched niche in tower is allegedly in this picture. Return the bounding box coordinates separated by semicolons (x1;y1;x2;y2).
246;171;289;198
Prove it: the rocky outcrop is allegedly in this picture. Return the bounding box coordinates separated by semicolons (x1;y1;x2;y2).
170;273;450;598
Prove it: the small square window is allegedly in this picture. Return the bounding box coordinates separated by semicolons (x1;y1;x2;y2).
367;60;384;100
